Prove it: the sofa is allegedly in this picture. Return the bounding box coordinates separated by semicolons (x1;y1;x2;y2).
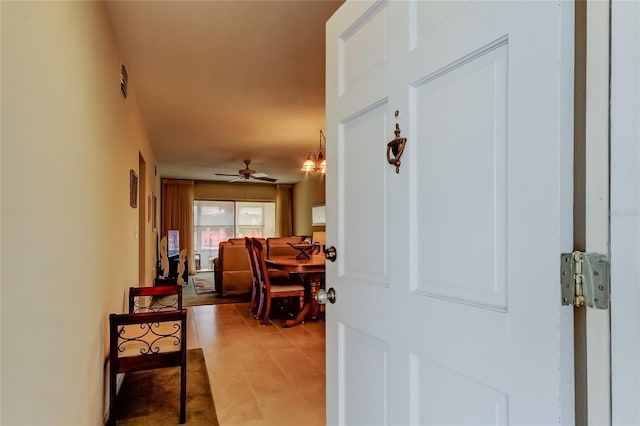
213;237;305;296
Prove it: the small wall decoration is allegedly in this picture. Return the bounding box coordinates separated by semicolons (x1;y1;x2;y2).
312;204;326;226
152;192;157;231
129;169;138;208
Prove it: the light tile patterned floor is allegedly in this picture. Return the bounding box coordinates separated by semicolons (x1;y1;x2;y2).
186;302;326;426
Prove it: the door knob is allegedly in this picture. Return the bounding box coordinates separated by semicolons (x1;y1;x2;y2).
315;288;336;304
324;246;337;262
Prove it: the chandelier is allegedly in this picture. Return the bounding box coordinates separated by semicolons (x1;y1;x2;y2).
301;130;327;174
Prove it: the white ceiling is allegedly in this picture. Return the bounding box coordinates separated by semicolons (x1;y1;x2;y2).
105;0;343;184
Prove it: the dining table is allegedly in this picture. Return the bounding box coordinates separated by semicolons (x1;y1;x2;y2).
265;254;326;327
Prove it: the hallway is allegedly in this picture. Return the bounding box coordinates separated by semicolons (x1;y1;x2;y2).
186;303;326;426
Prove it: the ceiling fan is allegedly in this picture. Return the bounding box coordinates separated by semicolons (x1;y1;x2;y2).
215;160;277;183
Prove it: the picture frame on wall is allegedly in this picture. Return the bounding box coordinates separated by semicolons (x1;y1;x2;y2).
129;169;138;208
312;204;326;226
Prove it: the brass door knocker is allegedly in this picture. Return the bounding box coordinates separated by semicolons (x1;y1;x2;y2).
387;113;407;173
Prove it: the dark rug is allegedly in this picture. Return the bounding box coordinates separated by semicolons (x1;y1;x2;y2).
115;348;218;425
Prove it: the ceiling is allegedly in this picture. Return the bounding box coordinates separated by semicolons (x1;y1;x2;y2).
106;0;344;184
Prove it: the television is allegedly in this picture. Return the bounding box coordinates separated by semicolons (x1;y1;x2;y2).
167;230;180;258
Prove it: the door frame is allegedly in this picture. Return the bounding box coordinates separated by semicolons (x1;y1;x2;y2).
574;1;611;425
138;152;147;286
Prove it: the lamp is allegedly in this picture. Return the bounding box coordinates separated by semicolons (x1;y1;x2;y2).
301;130;327;173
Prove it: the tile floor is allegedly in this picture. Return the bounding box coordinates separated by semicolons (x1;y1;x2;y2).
186;302;326;426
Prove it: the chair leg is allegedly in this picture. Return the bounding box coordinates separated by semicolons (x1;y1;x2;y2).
256;290;266;320
262;296;272;326
179;360;186;423
108;369;117;426
250;284;258;315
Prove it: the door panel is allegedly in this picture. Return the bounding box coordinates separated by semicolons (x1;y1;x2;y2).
337;1;389;115
414;1;470;46
411;356;508;425
414;41;507;309
340;324;389;426
326;2;574;425
340;103;389;286
340;1;387;96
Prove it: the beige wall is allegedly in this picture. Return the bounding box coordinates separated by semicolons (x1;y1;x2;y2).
293;173;325;237
194;180;277;201
1;2;158;424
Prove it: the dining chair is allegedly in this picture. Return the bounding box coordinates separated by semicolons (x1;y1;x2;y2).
245;237;262;317
249;237;305;325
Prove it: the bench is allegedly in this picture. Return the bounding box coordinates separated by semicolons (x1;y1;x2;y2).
108;285;187;425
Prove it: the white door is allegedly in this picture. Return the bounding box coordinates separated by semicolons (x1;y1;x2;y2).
325;1;575;425
611;0;640;424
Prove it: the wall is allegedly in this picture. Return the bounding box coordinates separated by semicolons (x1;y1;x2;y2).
1;2;157;424
293;173;325;237
194;180;277;201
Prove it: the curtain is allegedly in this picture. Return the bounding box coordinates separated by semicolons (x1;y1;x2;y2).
275;184;293;237
161;179;195;274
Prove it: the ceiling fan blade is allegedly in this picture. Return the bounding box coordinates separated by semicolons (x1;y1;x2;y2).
228;177;244;183
251;172;268;178
215;173;241;177
252;176;277;183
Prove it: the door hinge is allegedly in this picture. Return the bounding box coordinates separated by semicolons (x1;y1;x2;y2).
561;251;610;309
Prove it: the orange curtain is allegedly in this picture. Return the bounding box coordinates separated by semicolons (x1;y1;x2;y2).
275;184;293;237
161;179;195;274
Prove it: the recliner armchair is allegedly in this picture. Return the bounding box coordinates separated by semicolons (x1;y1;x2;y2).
213;237;293;296
213;240;258;296
266;236;307;257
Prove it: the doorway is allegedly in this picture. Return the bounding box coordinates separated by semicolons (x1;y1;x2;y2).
138;152;146;286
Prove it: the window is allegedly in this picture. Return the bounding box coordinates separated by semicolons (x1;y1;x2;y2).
193;200;276;269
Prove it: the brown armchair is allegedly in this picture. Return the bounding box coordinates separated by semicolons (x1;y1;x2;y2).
213;237;298;296
213;239;263;296
266;236;307;257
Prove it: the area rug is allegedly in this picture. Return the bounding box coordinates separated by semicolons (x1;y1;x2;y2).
115;348;218;425
193;275;215;295
181;273;250;307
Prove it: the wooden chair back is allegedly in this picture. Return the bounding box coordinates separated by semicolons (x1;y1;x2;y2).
251;238;304;325
108;286;187;425
128;285;183;313
245;237;262;317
